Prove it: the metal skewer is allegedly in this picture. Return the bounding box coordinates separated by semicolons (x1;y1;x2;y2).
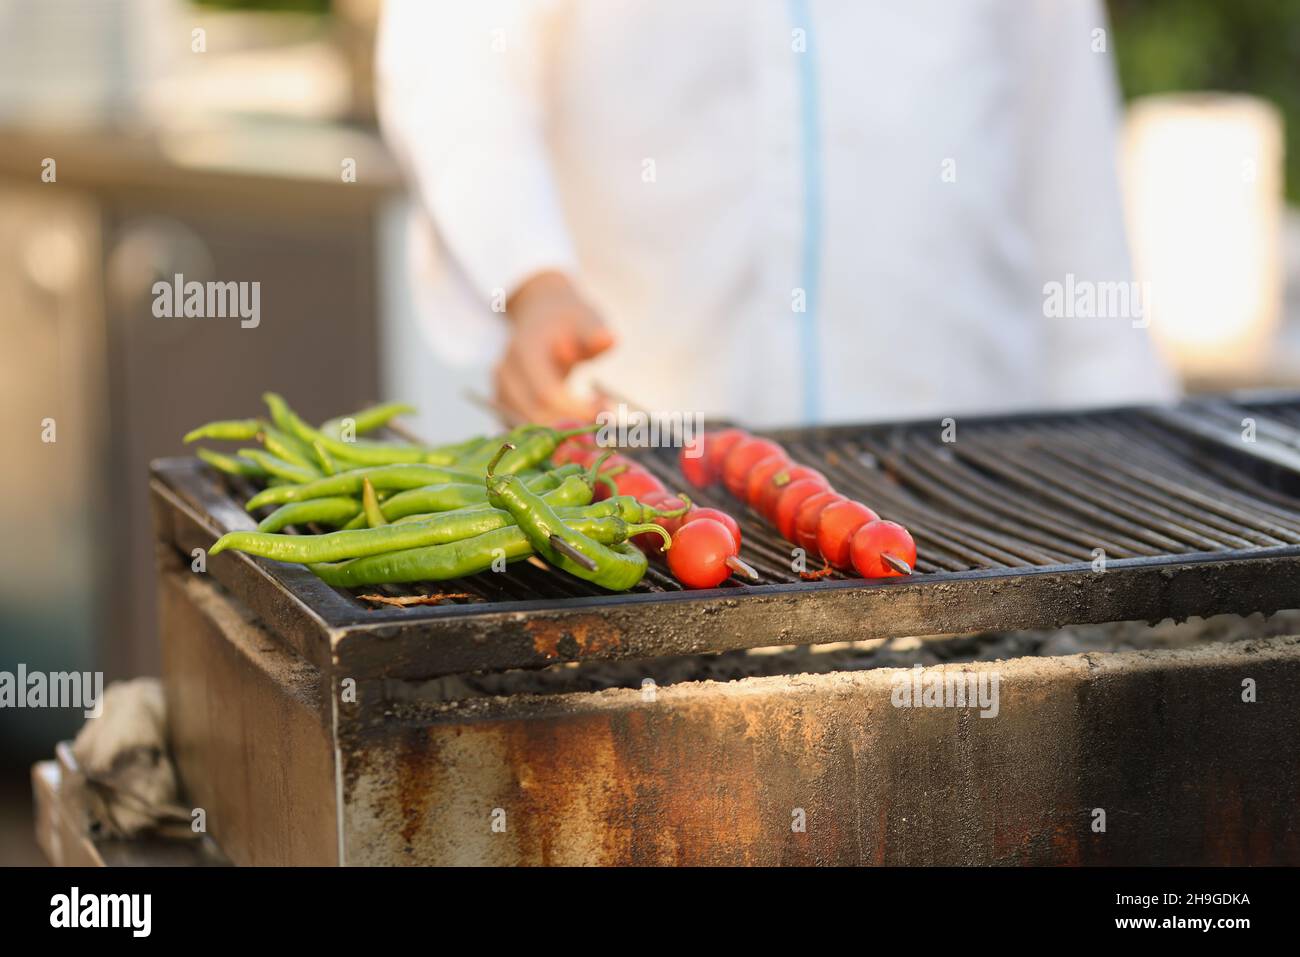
549;533;599;572
725;555;760;581
880;553;912;575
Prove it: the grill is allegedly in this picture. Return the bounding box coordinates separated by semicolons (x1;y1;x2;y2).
150;392;1300;865
150;395;1300;682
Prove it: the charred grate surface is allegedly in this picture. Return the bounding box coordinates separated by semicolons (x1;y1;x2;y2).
150;398;1300;677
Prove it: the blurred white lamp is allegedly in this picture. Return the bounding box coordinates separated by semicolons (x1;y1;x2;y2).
1122;93;1284;375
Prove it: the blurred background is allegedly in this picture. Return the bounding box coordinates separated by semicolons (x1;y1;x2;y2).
0;0;1297;863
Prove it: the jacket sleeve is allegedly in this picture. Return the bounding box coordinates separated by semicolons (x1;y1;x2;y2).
1024;0;1179;406
375;0;578;307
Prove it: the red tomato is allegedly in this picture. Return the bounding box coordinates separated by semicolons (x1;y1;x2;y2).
794;490;845;557
851;520;917;578
548;419;598;465
587;453;633;500
552;418;598;445
568;446;618;470
667;518;739;589
632;527;672;554
552;441;593;466
706;430;748;480
629;491;684;552
595;451;631;472
773;478;830;540
816;500;880;569
677;429;747;487
722;438;785;498
613;467;666;501
777;464;827;489
745;453;791;508
678;442;711;487
642;492;691;535
686;507;741;549
756;463;828;518
644;490;688;511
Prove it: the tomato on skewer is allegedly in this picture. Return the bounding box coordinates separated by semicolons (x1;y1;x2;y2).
756;463;828;518
773;478;832;540
549;418;600;466
722;438;785;498
794;490;845;556
816;500;880;569
745;454;791;509
706;430;748;479
613;468;667;502
678;446;711;488
641;491;691;535
851;520;916;578
679;429;749;488
687;507;742;549
667;518;756;589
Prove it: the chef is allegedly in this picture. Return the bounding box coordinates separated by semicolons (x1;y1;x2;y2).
376;0;1175;427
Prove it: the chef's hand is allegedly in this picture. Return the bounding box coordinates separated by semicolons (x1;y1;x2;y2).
497;271;615;424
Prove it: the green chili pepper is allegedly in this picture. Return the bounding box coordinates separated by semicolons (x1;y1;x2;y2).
196;447;267;478
362;479;387;528
341;464;587;528
263;392;471;467
184;419;262;444
450;436;500;468
256;423;319;472
306;515;647;587
390;512;447;526
388;477;594;525
256;497;361;533
598;494;692;524
486;445;668;590
236;448;320;484
341;471;592;529
319;402;418;439
216;482;601;563
312;440;337;475
483;425;602;475
339;482;489;529
453;426;542;470
245;463;482;511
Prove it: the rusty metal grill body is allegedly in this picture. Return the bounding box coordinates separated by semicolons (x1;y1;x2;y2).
149;395;1300;865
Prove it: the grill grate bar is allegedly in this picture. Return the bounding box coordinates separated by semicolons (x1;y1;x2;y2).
1111;419;1300;531
873;439;1156;558
1031;438;1281;549
986;440;1237;552
851;440;1106;562
940;441;1193;554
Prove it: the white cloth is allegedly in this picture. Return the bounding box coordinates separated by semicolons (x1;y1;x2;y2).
377;0;1177;427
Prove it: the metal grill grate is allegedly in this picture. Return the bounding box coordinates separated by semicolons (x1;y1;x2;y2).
216;407;1300;600
151;397;1300;678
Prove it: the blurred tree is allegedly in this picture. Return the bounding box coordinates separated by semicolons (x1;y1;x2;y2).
1109;0;1300;204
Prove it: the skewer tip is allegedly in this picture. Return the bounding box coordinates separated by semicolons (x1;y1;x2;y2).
549;533;599;572
881;552;912;575
725;555;759;581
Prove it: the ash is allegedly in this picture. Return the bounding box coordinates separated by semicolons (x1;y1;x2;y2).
430;608;1300;701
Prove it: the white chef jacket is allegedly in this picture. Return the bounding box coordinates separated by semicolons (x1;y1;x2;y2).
377;0;1177;427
